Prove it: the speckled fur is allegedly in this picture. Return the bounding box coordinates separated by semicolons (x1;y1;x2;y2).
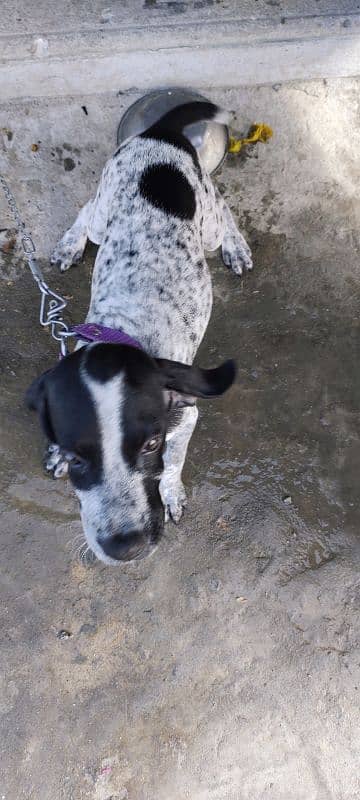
49;110;252;529
51;133;252;363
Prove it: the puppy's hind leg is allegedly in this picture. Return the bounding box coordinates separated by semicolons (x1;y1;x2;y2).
51;200;93;272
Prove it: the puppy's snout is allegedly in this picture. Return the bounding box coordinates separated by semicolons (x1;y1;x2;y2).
99;530;148;562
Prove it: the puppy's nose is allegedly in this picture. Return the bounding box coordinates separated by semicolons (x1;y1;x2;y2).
100;530;147;561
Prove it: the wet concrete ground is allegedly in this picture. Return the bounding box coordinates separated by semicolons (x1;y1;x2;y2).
1;80;360;798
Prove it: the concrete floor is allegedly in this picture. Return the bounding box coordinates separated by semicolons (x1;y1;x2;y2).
1;78;360;799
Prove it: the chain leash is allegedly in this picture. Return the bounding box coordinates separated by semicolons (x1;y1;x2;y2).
0;174;74;357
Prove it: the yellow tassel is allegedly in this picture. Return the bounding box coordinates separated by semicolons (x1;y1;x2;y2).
228;123;273;154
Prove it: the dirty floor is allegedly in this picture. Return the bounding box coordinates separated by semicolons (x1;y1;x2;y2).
1;79;360;799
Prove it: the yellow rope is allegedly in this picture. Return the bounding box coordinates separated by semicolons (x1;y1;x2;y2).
228;122;273;154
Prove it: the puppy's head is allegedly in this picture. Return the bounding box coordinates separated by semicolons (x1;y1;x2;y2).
26;344;236;565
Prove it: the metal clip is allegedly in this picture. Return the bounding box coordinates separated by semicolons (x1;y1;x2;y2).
21;234;36;255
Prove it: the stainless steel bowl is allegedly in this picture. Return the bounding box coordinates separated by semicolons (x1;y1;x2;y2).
117;88;229;175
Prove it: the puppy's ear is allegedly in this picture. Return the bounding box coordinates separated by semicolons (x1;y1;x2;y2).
156;358;236;408
25;370;56;442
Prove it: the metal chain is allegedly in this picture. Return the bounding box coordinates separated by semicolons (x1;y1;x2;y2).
0;174;74;356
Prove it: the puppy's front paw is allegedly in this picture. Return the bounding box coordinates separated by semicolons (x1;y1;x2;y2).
160;478;187;524
222;231;253;276
44;444;69;479
50;231;87;273
50;243;84;273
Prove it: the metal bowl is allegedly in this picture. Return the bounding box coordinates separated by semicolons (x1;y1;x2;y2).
117;88;229;175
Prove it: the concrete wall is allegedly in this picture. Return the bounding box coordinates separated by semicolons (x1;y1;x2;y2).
1;1;360;101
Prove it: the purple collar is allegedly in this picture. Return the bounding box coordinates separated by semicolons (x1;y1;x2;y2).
71;322;142;350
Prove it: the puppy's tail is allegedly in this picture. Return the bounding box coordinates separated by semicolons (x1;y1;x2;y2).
151;101;230;133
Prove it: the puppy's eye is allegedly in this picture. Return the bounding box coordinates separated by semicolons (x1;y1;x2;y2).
141;435;162;455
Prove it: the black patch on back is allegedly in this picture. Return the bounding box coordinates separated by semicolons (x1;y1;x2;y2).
139;164;196;220
140;126;201;176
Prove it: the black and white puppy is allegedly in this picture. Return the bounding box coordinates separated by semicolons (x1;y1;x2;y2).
27;102;252;565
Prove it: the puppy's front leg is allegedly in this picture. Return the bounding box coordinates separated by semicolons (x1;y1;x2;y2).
160;406;198;523
44;443;69;478
201;176;252;275
218;191;253;276
51;200;93;272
